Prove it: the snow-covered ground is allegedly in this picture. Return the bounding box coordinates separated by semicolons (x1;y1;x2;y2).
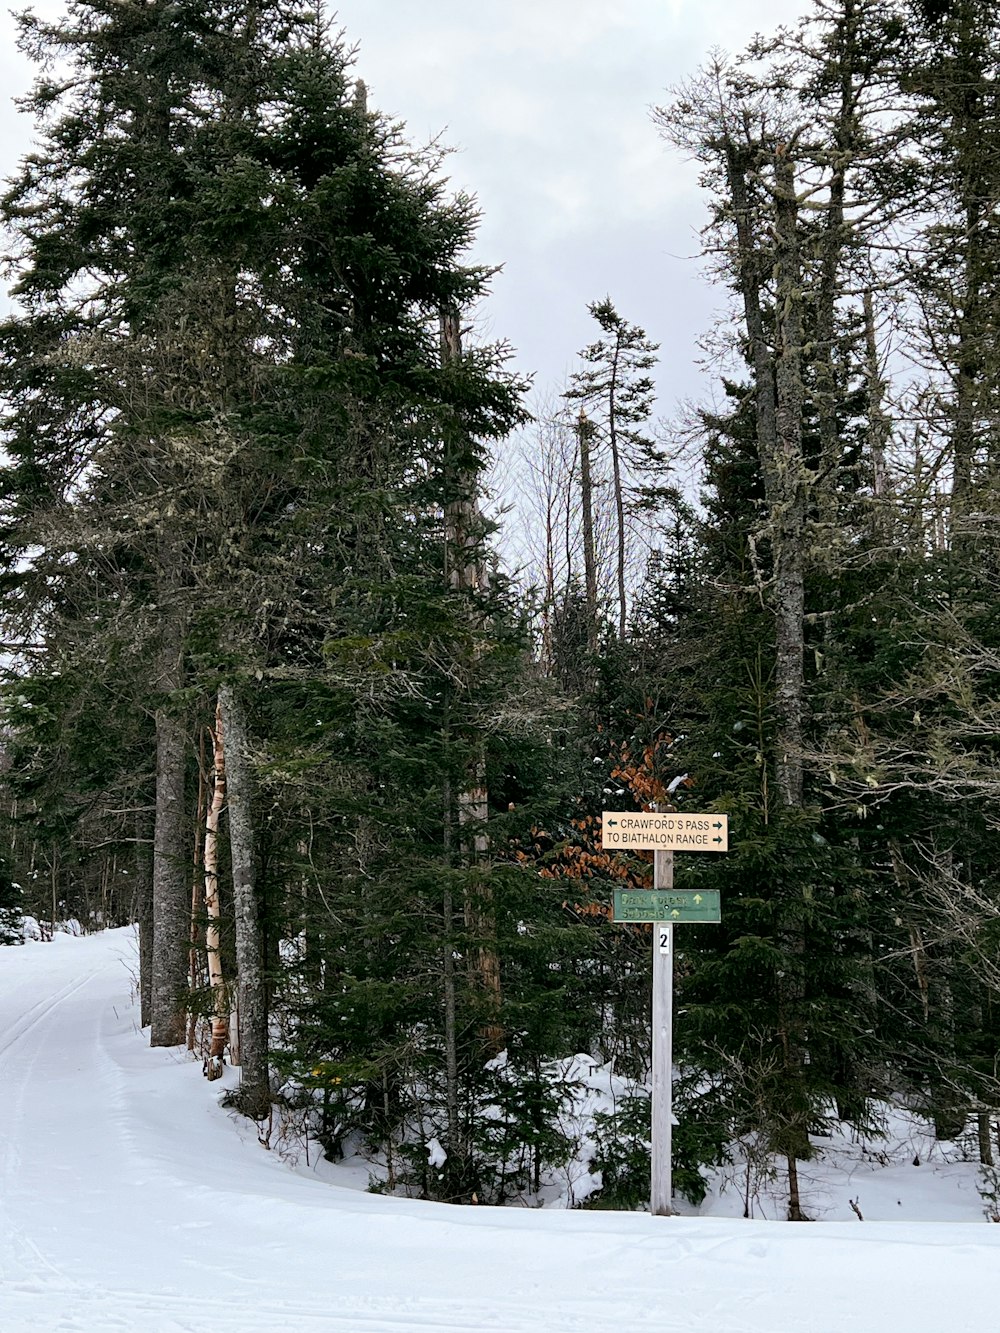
1;929;997;1332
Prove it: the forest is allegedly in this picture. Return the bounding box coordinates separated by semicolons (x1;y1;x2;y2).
1;0;1000;1224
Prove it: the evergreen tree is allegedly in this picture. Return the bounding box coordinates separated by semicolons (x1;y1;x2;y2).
0;857;24;945
564;301;663;640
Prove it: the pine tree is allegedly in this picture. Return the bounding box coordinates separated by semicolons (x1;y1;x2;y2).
565;301;662;640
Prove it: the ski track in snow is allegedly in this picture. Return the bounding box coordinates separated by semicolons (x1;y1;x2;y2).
1;930;998;1333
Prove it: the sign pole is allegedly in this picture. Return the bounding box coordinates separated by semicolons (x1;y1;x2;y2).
601;805;728;1215
651;846;674;1216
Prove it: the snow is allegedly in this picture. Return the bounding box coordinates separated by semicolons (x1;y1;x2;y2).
2;928;998;1332
19;914;42;941
426;1137;448;1170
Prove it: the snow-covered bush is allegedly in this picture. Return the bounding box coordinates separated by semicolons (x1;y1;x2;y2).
20;914;42;942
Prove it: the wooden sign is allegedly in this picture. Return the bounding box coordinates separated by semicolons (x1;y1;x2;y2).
601;811;728;852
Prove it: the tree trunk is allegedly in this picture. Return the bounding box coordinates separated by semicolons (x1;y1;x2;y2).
951;243;979;526
772;150;807;810
606;349;628;639
948;21;987;529
773;147;812;1216
728;140;807;783
218;683;269;1116
135;805;154;1029
863;290;890;520
812;0;858;530
542;442;557;669
978;1113;994;1167
576;408;600;653
725;145;779;496
730;140;811;1217
150;613;190;1048
187;728;208;1052
203;697;229;1080
441;762;464;1198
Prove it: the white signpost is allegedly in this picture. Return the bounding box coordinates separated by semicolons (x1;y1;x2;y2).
603;809;729;1217
651;845;674;1217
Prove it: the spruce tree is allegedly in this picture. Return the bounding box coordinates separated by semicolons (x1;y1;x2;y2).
0;858;24;946
564;301;662;640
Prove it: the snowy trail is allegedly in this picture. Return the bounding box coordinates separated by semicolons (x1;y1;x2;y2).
1;931;998;1333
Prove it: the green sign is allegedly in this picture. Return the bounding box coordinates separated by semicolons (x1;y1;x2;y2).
613;888;721;924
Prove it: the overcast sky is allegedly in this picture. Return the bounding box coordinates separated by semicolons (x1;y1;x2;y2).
0;0;809;415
